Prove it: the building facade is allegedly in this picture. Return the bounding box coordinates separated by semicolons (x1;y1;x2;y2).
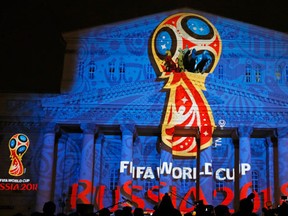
0;8;288;216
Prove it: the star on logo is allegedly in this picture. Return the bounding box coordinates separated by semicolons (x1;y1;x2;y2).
203;131;209;136
161;44;167;50
181;97;188;104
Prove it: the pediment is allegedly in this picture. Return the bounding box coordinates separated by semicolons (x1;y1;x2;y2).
40;8;288;128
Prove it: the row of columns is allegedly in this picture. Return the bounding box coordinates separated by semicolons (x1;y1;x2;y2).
34;123;136;211
199;126;288;208
34;124;288;212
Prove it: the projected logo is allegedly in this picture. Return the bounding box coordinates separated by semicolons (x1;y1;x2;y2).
8;133;30;177
149;13;222;157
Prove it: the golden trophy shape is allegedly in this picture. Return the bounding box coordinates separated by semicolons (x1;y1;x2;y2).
8;133;30;176
149;13;222;157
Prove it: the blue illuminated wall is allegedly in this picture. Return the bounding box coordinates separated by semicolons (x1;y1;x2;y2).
0;8;288;216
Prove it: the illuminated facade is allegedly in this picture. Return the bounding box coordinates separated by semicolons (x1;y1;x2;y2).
0;8;288;216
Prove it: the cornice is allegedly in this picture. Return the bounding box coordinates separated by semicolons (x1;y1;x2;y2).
213;109;288;128
42;105;163;125
42;80;164;106
206;78;288;107
0;121;43;133
0;76;286;128
41;76;288;127
43;76;288;108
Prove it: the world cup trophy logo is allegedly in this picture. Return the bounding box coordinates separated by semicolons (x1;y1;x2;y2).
149;13;222;157
8;133;30;176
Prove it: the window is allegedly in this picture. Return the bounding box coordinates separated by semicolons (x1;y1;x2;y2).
216;180;224;192
119;62;126;80
218;65;223;80
109;61;115;81
215;171;225;191
275;65;282;83
78;61;84;78
109;61;115;73
89;61;96;79
252;171;259;192
255;65;261;83
144;179;155;192
180;179;189;191
145;64;154;79
109;168;119;190
245;65;251;83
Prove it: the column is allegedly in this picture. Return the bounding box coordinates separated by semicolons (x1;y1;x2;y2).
35;123;59;212
94;133;105;186
77;123;98;204
265;137;275;203
55;133;69;214
93;133;104;205
199;146;213;204
270;137;278;204
159;141;173;196
276;127;288;200
237;126;253;197
119;124;135;198
233;138;240;210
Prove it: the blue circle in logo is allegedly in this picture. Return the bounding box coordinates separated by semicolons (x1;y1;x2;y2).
19;134;27;142
186;18;210;36
156;31;173;56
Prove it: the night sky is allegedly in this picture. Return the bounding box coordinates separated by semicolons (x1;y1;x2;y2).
1;0;287;93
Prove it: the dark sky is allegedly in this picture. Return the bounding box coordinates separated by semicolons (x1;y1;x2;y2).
47;0;288;33
0;0;287;93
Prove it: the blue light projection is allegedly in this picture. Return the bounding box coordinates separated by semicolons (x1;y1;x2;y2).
47;9;288;214
0;8;288;216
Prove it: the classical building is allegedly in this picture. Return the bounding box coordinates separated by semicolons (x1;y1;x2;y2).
0;8;288;216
